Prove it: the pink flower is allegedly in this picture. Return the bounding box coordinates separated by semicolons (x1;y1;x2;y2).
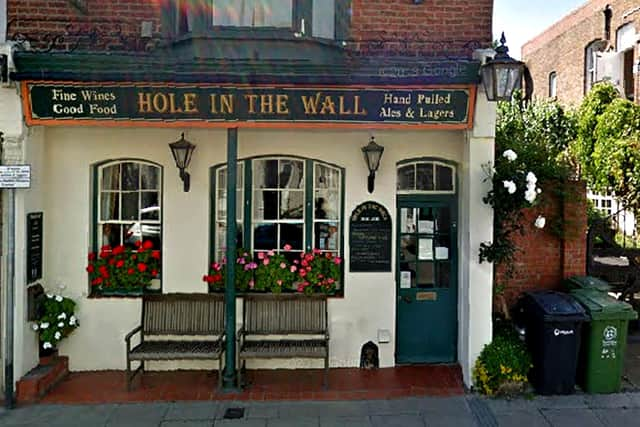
283;244;292;251
313;248;321;254
277;280;283;286
301;260;308;267
213;262;221;271
263;258;270;266
334;257;342;265
280;262;286;269
268;250;275;256
237;257;246;265
290;265;297;273
257;252;265;260
243;252;248;257
299;269;307;277
249;280;255;289
327;278;335;284
293;260;299;265
297;284;305;292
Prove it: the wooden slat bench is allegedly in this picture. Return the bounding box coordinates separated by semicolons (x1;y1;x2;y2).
125;293;225;390
237;294;330;389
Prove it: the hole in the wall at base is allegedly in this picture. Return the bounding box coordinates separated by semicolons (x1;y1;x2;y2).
223;407;245;419
360;341;380;369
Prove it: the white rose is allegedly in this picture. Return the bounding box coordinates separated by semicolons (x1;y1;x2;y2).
535;216;546;229
55;295;63;302
525;189;537;203
46;294;53;299
40;322;49;329
57;313;67;320
502;150;518;161
42;342;52;349
537;188;542;194
526;172;537;185
69;316;77;326
32;324;39;331
54;331;61;340
58;322;65;328
503;180;517;194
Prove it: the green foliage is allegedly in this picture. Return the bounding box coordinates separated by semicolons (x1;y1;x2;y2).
473;326;532;396
573;83;640;213
480;93;574;269
255;251;295;293
33;294;79;350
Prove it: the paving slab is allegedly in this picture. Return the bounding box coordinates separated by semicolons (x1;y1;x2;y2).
265;417;319;427
593;408;640;426
532;395;587;410
316;401;370;418
319;416;372;427
161;421;214;427
495;410;550;427
423;412;477;427
541;408;604;427
214;419;267;427
366;398;421;415
627;392;640;407
370;414;425;427
275;402;327;418
106;402;170;427
484;398;535;413
584;393;634;409
244;403;279;419
165;402;219;421
418;396;471;414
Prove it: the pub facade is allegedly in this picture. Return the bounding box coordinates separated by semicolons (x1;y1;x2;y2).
0;0;495;392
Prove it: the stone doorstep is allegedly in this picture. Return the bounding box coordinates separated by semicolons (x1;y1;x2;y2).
16;356;69;404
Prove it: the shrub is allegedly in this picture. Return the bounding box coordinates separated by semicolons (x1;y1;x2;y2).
32;293;79;351
473;327;532;396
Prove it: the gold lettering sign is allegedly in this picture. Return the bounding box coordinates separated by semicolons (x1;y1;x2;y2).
416;291;437;301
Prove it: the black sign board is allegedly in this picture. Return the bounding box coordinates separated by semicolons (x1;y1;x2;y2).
26;83;473;128
27;212;43;283
350;202;392;272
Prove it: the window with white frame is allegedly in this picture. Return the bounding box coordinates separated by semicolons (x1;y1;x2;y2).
549;72;557;98
585;40;606;94
174;0;345;39
397;161;455;193
97;160;162;251
213;157;343;266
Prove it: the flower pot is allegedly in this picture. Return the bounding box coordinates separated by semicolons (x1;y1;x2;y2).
39;346;59;365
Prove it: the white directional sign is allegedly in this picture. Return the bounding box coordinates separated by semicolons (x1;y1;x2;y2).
0;165;31;188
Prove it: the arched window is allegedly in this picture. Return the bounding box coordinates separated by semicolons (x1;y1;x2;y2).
213;157;344;277
397;160;456;194
549;72;557;98
585;40;606;94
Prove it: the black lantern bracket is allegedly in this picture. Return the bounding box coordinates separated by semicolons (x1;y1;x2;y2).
169;133;196;192
362;136;384;194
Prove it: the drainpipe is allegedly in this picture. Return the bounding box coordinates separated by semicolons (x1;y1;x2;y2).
1;135;16;408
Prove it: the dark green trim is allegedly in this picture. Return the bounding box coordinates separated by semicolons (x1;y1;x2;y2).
335;0;351;41
339;167;346;291
304;159;314;252
209;166;216;275
243;159;252;250
223;128;238;390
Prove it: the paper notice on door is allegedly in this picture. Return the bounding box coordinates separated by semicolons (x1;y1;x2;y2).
418;220;434;234
418;238;433;260
400;271;411;288
435;246;449;260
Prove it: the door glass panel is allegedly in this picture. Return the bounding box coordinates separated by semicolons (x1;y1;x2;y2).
400;235;417;261
400;262;417;288
436;207;451;234
400;208;416;233
418;207;436;234
417;262;435;287
437;262;451;288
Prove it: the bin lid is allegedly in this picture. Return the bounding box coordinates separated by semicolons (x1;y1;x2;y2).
564;276;611;292
523;291;587;322
570;289;639;320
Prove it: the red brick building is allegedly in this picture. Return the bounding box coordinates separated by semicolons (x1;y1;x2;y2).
522;0;639;105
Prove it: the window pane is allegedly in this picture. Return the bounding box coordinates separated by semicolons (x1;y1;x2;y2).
100;192;119;221
254;223;277;250
122;192;139;220
437;262;451;288
140;164;159;190
417;262;435;287
397;165;415;190
279;159;304;189
101;164;120;190
254;159;278;188
217;189;227;220
313;0;335;38
416;163;434;191
315;191;339;220
399;262;417;288
281;190;303;219
124;222;141;247
316;164;340;189
436;165;453;191
400;235;417;261
122;162;140;191
315;222;339;251
101;224;121;247
213;0;292;27
141;223;162;249
254;190;278;220
400;208;416;233
218;168;226;190
141;192;160;220
280;223;303;250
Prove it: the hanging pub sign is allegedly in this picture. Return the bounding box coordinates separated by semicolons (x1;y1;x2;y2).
349;202;392;272
27;212;43;283
24;82;475;129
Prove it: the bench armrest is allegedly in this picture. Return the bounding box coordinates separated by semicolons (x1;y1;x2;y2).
215;330;226;343
125;325;142;352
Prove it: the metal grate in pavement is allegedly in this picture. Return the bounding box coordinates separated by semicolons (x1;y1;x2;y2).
468;397;499;427
223;407;245;419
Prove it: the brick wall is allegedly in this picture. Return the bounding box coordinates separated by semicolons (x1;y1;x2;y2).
522;0;639;105
496;181;588;308
7;0;493;57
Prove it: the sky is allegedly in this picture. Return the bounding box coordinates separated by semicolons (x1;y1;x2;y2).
493;0;587;58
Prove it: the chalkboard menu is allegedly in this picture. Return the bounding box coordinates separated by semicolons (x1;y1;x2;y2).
27;212;43;283
349;202;392;272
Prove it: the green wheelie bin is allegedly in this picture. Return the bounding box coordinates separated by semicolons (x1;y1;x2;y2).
570;289;638;393
565;276;611;293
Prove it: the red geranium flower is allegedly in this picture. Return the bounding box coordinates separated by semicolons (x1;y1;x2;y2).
137;263;147;272
88;252;96;261
151;250;160;260
142;240;154;250
127;268;135;275
151;269;158;276
91;277;103;286
86;265;95;273
112;245;125;255
116;260;125;268
134;240;143;248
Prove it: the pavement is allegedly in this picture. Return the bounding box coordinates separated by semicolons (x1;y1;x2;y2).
0;392;639;427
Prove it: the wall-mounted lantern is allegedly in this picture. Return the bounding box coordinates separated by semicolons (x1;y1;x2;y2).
362;136;384;194
480;33;526;102
168;133;196;192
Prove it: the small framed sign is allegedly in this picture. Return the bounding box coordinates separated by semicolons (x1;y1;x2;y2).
0;165;31;189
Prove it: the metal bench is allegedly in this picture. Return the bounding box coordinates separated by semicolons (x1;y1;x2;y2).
237;294;329;389
125;293;225;390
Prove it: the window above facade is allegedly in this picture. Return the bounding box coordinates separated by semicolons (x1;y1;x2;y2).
585;39;607;94
548;72;557;98
171;0;348;41
397;161;456;194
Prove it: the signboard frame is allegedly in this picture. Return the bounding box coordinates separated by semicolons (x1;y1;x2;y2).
349;201;392;273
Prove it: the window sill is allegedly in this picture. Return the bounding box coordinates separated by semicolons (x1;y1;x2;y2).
171;30;342;48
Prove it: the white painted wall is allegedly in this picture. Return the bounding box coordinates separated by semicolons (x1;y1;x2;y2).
0;0;6;44
31;126;473;373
